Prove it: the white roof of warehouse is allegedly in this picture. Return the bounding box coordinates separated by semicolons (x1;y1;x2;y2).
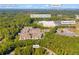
30;14;51;18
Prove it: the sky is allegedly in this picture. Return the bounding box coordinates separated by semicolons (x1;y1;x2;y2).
0;4;79;9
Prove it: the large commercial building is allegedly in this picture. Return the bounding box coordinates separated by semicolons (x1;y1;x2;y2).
61;21;76;25
30;14;51;18
38;20;76;27
19;27;44;40
38;21;57;27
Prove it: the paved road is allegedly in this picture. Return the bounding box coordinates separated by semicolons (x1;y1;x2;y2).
57;28;77;37
42;47;56;55
0;41;2;43
8;46;56;55
9;51;15;55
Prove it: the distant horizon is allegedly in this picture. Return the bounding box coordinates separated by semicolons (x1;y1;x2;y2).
0;4;79;9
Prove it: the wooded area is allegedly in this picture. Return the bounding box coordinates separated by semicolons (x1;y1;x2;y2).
0;9;79;55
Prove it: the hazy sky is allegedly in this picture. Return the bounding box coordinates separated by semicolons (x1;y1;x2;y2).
0;4;79;9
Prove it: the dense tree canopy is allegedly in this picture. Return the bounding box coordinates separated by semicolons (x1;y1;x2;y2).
0;9;79;55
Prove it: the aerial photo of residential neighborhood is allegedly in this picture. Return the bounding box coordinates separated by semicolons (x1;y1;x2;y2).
0;4;79;55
